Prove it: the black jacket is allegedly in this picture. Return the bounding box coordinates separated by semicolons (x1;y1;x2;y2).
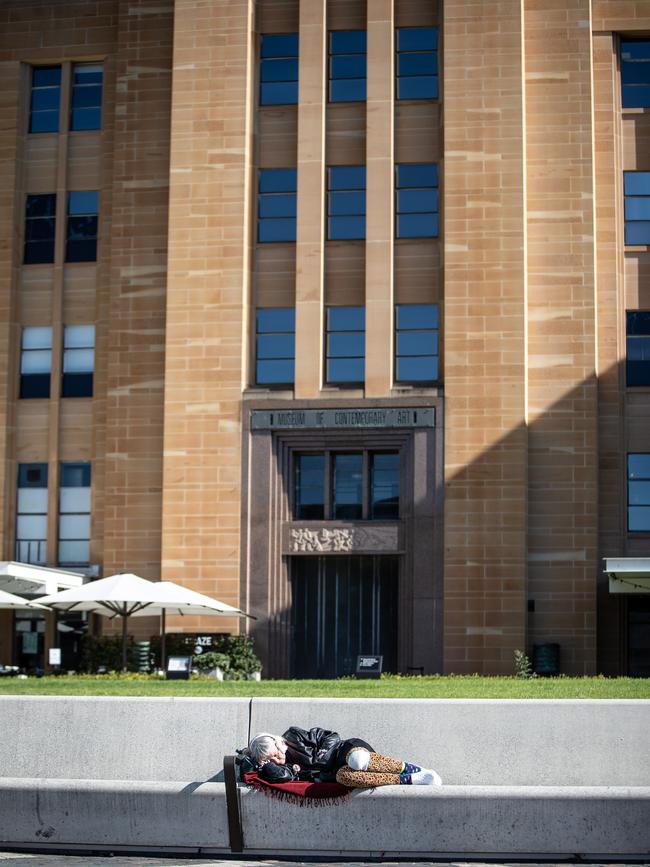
259;726;341;783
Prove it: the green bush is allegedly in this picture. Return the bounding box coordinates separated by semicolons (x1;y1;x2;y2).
192;651;230;674
148;632;262;678
514;649;536;679
79;635;138;673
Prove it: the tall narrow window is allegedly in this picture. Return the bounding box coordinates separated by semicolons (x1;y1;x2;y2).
20;327;52;399
255;308;295;386
621;41;650;109
29;66;61;133
258;169;297;242
294;454;325;519
396;164;438;238
396;27;438;100
66;191;99;262
395;304;439;383
58;463;91;566
16;463;48;565
370;453;400;519
628;455;650;532
326;306;365;385
24;194;56;264
624;172;650;245
70;63;103;130
62;325;95;397
627;312;650;387
260;34;298;105
329;30;366;102
328;166;366;240
333;453;363;519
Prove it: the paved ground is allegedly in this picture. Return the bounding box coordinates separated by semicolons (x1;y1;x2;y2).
0;858;648;867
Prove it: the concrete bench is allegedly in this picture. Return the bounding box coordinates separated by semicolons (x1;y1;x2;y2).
1;696;649;858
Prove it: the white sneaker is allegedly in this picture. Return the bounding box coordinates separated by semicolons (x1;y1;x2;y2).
411;768;443;786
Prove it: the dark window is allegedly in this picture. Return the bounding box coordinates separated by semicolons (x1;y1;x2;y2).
260;34;298;105
333;453;363;519
59;462;91;565
24;194;56;264
370;452;400;519
62;325;95;397
70;63;103;130
624;172;650;245
627;311;650;387
16;463;48;565
29;66;61;133
628;454;650;532
396;163;438;238
292;449;400;521
396;27;438;100
258;168;297;242
66;191;99;262
326;306;365;385
20;327;52;399
255;308;295;385
395;304;439;383
329;30;366;102
328;166;366;240
621;41;650;109
294;454;325;519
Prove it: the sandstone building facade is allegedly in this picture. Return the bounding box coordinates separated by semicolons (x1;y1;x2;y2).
0;0;649;677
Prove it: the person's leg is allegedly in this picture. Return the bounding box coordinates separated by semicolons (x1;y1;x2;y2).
339;748;442;787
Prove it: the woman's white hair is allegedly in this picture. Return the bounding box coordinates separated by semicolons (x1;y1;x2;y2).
248;732;286;764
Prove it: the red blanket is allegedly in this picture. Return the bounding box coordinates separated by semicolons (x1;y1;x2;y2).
242;770;353;807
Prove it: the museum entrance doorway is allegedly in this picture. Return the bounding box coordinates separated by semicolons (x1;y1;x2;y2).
290;555;398;679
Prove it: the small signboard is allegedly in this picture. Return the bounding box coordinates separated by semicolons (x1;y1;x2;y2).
166;655;192;680
356;654;383;679
48;648;61;666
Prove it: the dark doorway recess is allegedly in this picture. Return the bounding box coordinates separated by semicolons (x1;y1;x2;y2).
628;596;650;677
291;554;398;678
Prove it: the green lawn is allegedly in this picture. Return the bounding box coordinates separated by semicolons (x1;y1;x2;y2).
0;674;648;698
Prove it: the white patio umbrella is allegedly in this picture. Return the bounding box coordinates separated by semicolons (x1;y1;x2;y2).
36;573;252;671
0;588;51;610
128;580;253;669
35;573;171;671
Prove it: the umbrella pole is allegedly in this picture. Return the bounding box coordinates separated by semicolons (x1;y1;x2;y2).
161;609;166;671
122;612;129;672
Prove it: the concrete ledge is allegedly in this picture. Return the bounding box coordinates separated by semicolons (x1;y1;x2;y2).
0;778;230;851
240;785;650;859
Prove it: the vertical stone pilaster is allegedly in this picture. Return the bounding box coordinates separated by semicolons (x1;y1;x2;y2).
443;0;528;674
295;0;326;398
365;0;394;397
524;0;598;674
162;0;254;629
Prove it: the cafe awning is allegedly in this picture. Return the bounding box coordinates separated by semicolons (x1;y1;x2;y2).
604;558;650;594
0;561;84;597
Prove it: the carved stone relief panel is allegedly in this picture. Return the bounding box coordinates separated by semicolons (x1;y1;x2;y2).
284;523;402;555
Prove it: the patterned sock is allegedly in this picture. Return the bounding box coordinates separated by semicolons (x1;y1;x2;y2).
402;762;422;774
399;771;413;785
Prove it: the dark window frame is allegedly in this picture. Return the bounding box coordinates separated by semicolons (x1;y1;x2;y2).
62;324;95;398
396;27;439;101
70;62;103;131
20;326;52;399
24;193;56;265
624;171;650;246
293;448;400;521
628;453;650;533
260;33;299;106
329;30;367;103
325;305;365;386
395;163;439;239
66;191;99;262
29;65;61;134
16;462;48;565
58;461;92;566
327;165;366;241
621;39;650;109
394;303;440;385
258;168;297;243
255;307;296;387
